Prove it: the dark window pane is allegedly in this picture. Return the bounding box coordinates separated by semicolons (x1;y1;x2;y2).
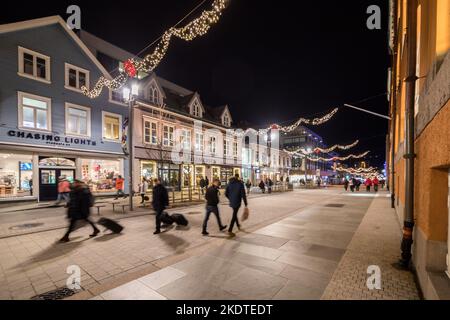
36;57;46;79
68;69;77;87
23;53;34;75
79;72;86;88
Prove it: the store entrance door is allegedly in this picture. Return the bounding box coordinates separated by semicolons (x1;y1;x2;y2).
39;168;75;201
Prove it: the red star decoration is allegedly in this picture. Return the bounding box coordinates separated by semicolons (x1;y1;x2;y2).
123;59;137;78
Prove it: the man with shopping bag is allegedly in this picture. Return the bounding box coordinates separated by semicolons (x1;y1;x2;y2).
225;174;248;236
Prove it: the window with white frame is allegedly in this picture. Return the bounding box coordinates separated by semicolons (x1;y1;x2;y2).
102;112;121;141
110;89;126;104
65;63;89;92
148;83;160;105
180;129;191;150
18;47;51;83
195;132;204;152
224;139;230;157
209;136;217;155
192;100;202;118
65;103;90;137
18;92;51;130
144;120;158;145
163;125;174;147
233;141;238;158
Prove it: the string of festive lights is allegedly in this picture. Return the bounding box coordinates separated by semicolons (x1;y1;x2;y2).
268;108;339;133
284;139;359;155
306;151;370;162
82;0;228;98
335;167;377;174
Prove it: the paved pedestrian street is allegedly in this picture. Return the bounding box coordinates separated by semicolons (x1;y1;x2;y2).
0;188;420;300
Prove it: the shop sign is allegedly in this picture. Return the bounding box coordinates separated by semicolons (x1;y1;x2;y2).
7;130;97;147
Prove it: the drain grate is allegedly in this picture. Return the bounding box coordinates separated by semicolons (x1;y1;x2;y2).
31;287;78;300
9;223;44;231
324;203;345;208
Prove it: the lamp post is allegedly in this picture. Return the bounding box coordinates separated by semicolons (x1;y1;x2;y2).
123;83;139;211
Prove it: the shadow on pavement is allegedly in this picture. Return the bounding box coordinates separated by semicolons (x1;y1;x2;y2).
159;233;189;253
93;233;123;242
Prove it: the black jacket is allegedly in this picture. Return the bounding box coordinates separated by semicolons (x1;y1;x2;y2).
67;185;93;220
225;178;248;208
152;184;169;211
205;185;220;206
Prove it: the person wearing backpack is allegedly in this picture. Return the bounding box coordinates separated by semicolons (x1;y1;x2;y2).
59;180;99;243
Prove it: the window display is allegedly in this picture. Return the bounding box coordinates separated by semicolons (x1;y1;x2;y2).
141;161;157;180
0;153;33;198
81;159;120;193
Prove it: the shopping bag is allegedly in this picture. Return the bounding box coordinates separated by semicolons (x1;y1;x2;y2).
241;207;250;221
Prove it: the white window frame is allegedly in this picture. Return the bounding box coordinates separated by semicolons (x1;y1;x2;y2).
209;136;217;155
65;63;90;93
223;112;231;127
109;89;128;106
144;119;158;145
148;82;161;106
195;132;204;152
233;141;238;158
180;129;191;151
102;111;122;143
18;47;51;83
17;91;52;132
65;103;91;137
224;139;230;157
163;125;175;147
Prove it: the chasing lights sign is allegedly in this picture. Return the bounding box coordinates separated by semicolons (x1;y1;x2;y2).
7;130;97;147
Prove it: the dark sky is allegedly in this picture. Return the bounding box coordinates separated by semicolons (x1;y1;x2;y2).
1;0;390;167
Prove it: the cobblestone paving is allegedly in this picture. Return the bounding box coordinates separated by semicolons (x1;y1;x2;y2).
321;193;420;300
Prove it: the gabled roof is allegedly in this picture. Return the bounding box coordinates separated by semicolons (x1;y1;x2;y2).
0;16;112;80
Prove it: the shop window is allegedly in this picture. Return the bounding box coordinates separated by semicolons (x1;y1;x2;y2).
65;63;89;92
0;153;33;198
18;47;51;83
103;112;122;141
18;91;51;131
81;159;121;193
65;103;91;137
141;161;157;180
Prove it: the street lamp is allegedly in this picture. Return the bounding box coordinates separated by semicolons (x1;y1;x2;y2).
123;82;139;211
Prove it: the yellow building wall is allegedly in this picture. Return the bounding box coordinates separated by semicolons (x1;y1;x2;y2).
414;100;450;242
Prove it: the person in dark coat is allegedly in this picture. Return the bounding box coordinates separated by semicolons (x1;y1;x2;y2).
152;178;169;235
202;178;227;235
225;174;248;235
343;178;349;191
259;180;266;193
59;180;99;243
245;179;252;194
199;177;206;195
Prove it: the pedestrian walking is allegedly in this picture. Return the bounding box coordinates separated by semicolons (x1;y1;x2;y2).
225;174;248;236
355;178;361;191
343;178;349;191
380;179;386;189
202;178;227;236
372;177;379;192
199;176;206;195
114;175;126;199
365;177;372;192
245;179;252;194
59;180;99;243
152;178;169;235
268;178;273;193
205;176;209;189
351;177;358;192
139;177;149;204
55;176;71;205
259;180;266;193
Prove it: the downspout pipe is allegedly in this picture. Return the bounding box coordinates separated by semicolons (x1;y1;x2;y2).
399;0;418;268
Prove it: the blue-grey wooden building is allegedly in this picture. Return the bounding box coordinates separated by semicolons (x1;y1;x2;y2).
0;16;129;201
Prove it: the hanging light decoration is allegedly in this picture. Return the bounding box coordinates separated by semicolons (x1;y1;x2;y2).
306;151;370;162
82;0;228;98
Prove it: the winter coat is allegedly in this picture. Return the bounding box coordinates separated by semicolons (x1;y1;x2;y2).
259;181;265;190
205;185;220;206
225;178;248;209
199;178;207;188
365;179;372;186
152;184;169;211
372;178;379;186
67;185;93;220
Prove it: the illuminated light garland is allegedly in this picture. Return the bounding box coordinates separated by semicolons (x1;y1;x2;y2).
284;140;359;155
335;167;377;174
306;151;370;162
82;0;228;98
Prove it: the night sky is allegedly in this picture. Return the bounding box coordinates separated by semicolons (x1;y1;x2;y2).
1;0;390;167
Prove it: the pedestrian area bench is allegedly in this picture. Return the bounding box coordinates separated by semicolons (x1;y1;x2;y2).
93;203;106;215
111;201;129;213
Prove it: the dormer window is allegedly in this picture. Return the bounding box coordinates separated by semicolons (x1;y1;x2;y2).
149;83;160;105
192;100;202;118
223;113;231;127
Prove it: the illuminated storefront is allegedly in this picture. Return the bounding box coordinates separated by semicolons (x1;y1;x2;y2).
0;152;33;198
80;159;121;194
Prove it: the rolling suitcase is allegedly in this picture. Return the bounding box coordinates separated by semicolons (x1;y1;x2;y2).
97;217;124;234
171;213;189;226
161;212;174;225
